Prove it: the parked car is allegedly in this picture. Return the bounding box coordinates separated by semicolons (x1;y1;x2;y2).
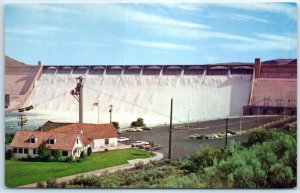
151;144;162;150
196;135;211;139
135;128;143;132
139;144;152;150
210;134;219;139
218;132;232;137
117;137;130;142
190;134;201;139
142;127;152;130
227;131;236;135
127;128;137;132
197;135;206;139
131;141;149;147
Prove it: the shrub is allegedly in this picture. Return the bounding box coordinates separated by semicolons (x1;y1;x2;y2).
131;117;145;127
5;133;14;144
51;150;61;161
80;151;86;159
5;149;14;160
66;156;74;162
87;147;92;156
104;149;108;152
112;121;120;129
38;141;51;161
247;128;276;146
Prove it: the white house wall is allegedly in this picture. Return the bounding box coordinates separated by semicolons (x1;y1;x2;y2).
71;136;84;157
92;137;118;152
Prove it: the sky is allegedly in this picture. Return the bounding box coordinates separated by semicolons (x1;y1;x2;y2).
4;3;298;65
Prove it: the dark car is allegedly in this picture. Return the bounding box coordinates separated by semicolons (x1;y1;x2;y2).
142;127;152;130
228;131;236;135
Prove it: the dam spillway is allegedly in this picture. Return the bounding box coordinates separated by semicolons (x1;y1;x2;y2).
21;65;253;127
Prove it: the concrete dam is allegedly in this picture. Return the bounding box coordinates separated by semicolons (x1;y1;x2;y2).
5;56;296;132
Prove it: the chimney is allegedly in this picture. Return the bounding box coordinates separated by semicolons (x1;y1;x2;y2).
38;61;42;67
254;58;261;78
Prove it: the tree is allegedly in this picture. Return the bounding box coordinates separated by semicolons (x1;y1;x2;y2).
38;141;51;161
111;122;120;129
131;117;145;127
5;133;14;144
87;147;92;156
51;150;61;161
5;149;14;160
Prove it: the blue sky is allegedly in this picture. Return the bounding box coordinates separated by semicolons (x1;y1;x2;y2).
5;3;297;65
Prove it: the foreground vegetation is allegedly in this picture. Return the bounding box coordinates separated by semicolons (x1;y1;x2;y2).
45;122;296;189
5;148;152;187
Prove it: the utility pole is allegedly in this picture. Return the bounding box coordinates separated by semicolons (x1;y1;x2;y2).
239;107;243;135
109;105;113;123
225;118;228;147
18;115;27;130
187;109;191;129
168;98;173;161
70;76;84;123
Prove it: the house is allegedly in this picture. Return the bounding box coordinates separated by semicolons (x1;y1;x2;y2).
9;123;118;159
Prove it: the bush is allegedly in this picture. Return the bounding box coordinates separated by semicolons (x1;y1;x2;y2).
51;150;61;161
5;133;14;144
131;117;145;127
66;156;74;162
87;147;92;156
77;158;85;162
5;149;14;160
38;141;51;161
80;151;86;159
112;121;120;129
247;128;276;146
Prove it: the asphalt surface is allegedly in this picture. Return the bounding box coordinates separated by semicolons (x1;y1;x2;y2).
118;115;285;160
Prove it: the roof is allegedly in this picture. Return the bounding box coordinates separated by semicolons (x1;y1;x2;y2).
10;130;79;151
36;121;73;132
51;123;118;142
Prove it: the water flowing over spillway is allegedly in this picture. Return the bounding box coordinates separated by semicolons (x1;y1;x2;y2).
21;72;252;128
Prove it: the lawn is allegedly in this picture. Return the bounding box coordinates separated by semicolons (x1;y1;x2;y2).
5;148;152;187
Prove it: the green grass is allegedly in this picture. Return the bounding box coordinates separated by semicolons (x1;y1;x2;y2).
5;148;152;187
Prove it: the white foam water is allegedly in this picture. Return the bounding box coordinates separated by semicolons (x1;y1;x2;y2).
20;72;252;128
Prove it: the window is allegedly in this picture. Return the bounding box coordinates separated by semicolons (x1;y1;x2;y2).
77;139;79;144
105;138;109;145
49;139;55;144
30;138;35;143
24;149;28;154
33;149;37;154
13;148;17;153
18;148;23;154
62;151;68;156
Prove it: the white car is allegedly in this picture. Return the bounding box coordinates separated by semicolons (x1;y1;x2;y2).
210;134;219;139
135;128;143;132
117;137;130;142
131;141;149;147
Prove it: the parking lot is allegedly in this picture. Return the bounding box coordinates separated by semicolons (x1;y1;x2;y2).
118;115;284;160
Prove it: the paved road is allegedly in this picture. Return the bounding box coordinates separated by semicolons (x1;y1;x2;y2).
119;115;285;160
